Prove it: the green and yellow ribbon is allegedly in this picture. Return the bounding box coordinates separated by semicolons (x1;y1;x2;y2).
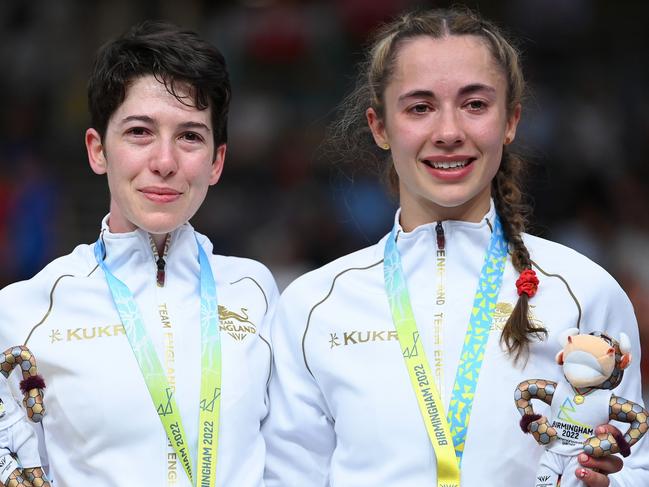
383;216;507;485
95;235;221;486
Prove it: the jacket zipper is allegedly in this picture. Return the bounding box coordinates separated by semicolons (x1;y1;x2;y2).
150;234;171;287
156;256;166;288
435;221;445;250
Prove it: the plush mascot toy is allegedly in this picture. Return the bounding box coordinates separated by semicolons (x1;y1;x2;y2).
515;329;648;487
0;346;50;487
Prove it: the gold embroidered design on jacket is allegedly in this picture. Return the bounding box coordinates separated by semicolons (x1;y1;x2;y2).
218;305;256;341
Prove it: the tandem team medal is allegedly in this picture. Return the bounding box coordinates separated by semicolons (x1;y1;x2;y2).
95;235;222;487
384;216;507;487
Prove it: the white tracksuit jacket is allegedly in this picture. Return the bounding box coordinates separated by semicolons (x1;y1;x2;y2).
263;204;648;487
0;218;278;487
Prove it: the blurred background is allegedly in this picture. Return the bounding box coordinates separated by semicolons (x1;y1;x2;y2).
0;0;647;396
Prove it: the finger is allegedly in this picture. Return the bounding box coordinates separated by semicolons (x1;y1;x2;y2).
579;453;623;475
576;467;609;487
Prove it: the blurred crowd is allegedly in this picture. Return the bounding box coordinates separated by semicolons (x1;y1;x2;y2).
0;0;647;398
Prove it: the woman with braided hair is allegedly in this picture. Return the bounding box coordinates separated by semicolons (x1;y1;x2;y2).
263;7;647;487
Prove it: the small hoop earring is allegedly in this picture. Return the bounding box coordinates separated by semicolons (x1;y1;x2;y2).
382;143;390;150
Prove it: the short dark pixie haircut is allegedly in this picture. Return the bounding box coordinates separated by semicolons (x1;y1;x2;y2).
87;20;230;147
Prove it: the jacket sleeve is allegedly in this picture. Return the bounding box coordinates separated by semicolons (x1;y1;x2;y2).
581;275;649;487
263;286;335;487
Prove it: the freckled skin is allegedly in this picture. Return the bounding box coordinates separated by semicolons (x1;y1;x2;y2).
85;75;226;239
366;35;521;229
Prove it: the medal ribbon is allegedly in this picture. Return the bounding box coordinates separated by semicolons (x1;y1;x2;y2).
384;216;507;485
94;234;221;486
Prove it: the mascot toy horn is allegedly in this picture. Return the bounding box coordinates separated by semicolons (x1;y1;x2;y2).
515;329;648;487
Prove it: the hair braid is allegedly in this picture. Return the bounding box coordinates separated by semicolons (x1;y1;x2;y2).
327;7;546;362
493;150;547;362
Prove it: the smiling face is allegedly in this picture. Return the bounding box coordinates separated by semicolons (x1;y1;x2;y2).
367;35;520;229
86;75;225;236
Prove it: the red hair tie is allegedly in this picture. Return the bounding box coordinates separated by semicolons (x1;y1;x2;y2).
516;269;539;298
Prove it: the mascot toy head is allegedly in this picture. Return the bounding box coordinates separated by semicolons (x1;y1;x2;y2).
555;329;632;390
